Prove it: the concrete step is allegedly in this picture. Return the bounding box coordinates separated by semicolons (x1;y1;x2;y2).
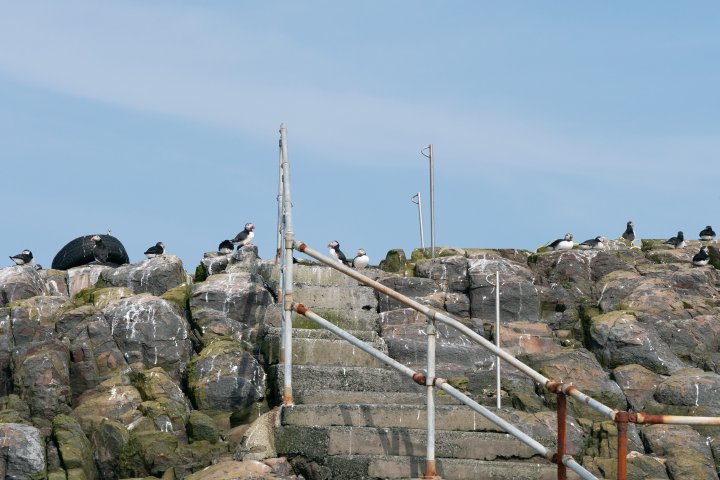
281;404;508;431
276;425;541;461
262;327;387;367
288;390;468;406
270;364;422;395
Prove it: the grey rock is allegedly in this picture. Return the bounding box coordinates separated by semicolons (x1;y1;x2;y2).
641;424;719;480
201;252;232;276
0;265;47;306
38;269;69;296
0;423;46;479
9;296;68;348
102;294;192;380
377;276;441;312
191;272;273;326
612;364;665;411
13;340;72;419
66;265;112;298
53;413;99;480
415;255;470;293
99;255;188;296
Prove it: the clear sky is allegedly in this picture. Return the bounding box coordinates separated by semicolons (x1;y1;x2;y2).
2;2;718;271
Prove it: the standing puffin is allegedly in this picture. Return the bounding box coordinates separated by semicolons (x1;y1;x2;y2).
665;231;686;249
622;221;636;245
328;240;351;265
10;249;33;265
547;233;574;251
218;240;234;254
232;223;255;248
699;226;716;241
352;248;370;269
90;235;109;263
144;242;165;259
579;236;606;250
692;246;710;266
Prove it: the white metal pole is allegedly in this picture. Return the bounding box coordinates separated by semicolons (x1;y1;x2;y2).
495;271;501;409
425;318;438;477
411;192;425;250
429;144;435;258
280;124;294;406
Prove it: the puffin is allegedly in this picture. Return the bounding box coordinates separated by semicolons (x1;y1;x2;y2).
692;246;710;266
547;233;574;251
328;240;351;265
218;240;234;254
579;236;606;250
699;225;716;241
10;249;33;265
90;235;109;263
665;231;686;249
352;248;370;269
621;221;635;245
232;223;255;248
144;242;165;258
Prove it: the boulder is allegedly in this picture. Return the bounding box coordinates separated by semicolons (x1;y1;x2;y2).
72;381;144;428
13;340;72;419
52;414;99;480
641;424;719;480
187;410;220;444
6;296;68;348
190;272;273;326
0;265;47;306
98;255;188;296
612;364;665;411
653;369;720;412
596;270;643;313
187;340;266;412
377;276;441;312
588;310;686;375
102;294;193;379
414;255;470;293
200;252;232;277
38;269;69;296
66;265;112;298
0;423;46;479
0;308;12;396
83;417;129;480
468;252;540;323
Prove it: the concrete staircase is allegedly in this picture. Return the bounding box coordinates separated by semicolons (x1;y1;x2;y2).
269;265;564;480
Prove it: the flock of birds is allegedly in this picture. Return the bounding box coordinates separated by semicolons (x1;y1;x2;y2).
544;221;716;267
7;221;373;271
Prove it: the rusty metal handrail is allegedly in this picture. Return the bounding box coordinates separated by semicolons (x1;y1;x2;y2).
295;241;720;480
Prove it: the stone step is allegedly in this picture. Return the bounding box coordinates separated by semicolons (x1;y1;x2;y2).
281;404;508;431
276;425;541;461
271;364;421;395
288;389;468;406
262;327;387;367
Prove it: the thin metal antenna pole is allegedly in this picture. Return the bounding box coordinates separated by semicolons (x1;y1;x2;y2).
495;271;501;409
280;123;294;406
275;138;284;266
411;192;425;250
421;145;435;258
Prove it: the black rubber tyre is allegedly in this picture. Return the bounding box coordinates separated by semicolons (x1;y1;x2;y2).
51;234;130;270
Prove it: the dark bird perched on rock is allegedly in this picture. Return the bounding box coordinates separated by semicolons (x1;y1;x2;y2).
232;223;255;248
218;240;234;254
665;231;686;249
90;235;109;263
699;225;716;241
547;233;574;251
328;240;351;265
10;249;33;265
622;221;636;245
144;242;165;259
693;246;710;266
579;236;606;250
353;248;370;269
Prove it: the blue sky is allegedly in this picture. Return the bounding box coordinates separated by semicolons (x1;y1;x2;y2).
1;2;718;270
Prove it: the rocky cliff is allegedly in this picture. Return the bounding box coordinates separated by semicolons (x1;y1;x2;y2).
0;240;719;479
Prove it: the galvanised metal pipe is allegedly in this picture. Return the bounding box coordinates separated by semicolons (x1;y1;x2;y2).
629;412;720;426
495;270;501;409
547;383;617;421
425;319;438;478
556;392;567;480
280;124;294;406
275;137;283;266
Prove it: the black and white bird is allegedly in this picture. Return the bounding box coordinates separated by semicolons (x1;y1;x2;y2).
699;225;716;241
9;249;33;265
232;223;255;248
144;242;165;259
352;248;370;269
547;233;574;251
579;236;607;250
692;246;710;266
622;221;636;245
328;240;351;265
90;235;109;263
665;231;686;249
218;240;234;254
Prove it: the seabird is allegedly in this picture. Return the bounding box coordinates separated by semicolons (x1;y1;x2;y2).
699;225;716;241
692;246;710;266
328;240;351;265
547;233;574;251
9;249;33;265
352;248;370;269
144;242;165;259
621;221;635;245
90;235;109;263
665;231;686;249
579;236;607;250
232;223;255;248
218;240;234;254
